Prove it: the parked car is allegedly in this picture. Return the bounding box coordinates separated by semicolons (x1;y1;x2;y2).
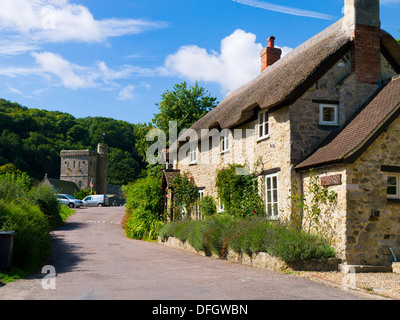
82;194;109;207
56;194;84;208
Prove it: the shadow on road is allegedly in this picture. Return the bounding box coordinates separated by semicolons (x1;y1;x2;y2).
49;222;91;274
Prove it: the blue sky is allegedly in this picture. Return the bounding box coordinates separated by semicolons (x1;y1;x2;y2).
0;0;399;124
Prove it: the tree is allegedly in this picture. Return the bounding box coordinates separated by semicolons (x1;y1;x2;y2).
152;81;218;145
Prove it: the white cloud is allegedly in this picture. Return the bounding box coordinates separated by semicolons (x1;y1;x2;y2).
29;52;149;90
0;0;167;46
31;51;92;89
164;29;292;92
118;85;136;101
231;0;335;20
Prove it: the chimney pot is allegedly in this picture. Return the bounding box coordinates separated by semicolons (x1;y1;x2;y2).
268;36;275;48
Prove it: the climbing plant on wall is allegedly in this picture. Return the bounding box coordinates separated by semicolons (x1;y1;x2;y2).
216;164;265;218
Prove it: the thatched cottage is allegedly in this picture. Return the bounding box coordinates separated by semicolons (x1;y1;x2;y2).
162;0;400;268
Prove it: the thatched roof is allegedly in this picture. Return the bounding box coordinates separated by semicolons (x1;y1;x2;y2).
169;16;400;157
295;76;400;170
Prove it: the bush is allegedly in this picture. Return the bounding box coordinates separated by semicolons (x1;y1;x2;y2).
198;196;217;217
0;171;73;273
216;164;265;218
0;202;51;271
0;173;32;202
159;217;335;263
122;171;165;240
170;172;198;219
29;184;63;228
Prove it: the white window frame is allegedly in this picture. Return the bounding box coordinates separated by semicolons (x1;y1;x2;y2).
220;129;230;153
194;190;204;220
257;110;269;140
265;173;279;219
189;144;197;164
387;174;400;199
319;104;339;126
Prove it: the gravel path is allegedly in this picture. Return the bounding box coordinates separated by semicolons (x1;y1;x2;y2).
297;271;400;300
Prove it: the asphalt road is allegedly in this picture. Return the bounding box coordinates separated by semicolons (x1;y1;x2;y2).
0;206;369;300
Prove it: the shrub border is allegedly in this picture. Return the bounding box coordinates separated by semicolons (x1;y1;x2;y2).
159;236;341;272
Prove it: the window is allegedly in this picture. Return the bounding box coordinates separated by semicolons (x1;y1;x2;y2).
220;130;230;153
319;104;338;126
194;190;204;220
258;110;269;140
387;174;400;199
265;173;279;219
189;144;197;164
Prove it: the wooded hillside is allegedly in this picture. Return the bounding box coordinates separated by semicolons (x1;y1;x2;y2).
0;99;145;185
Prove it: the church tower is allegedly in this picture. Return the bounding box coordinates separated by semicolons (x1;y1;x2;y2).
60;143;108;194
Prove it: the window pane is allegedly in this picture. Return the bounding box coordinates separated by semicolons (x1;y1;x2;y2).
273;190;278;202
388;176;397;186
259;113;264;137
273;204;278;216
272;176;277;189
322;107;335;122
266;177;271;190
387;186;397;195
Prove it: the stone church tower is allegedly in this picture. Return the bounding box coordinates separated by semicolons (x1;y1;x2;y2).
60;143;108;194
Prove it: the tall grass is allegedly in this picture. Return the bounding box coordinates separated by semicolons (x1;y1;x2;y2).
0;202;51;271
0;173;72;273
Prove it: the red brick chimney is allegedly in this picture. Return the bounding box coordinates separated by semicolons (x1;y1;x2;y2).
260;36;282;73
344;0;381;85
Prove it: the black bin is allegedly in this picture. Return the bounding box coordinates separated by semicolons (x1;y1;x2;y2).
0;231;15;271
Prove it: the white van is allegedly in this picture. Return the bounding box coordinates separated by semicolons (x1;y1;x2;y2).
83;195;109;207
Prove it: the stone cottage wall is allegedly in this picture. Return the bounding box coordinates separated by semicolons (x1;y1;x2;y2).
346;114;400;266
176;106;292;219
300;166;349;262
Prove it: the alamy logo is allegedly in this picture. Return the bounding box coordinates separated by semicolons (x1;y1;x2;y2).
41;5;57;30
146;121;256;166
41;265;57;290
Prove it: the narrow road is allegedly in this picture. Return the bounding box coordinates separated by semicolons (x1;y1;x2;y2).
0;206;368;300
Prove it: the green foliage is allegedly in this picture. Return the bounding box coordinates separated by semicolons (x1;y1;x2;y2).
58;205;75;223
0;171;73;272
159;217;335;263
169;172;199;219
0;163;21;175
152;81;218;144
122;170;165;240
0;99;145;185
198;195;217;217
289;171;337;233
28;184;63;229
215;164;265;218
0;202;51;271
73;187;91;200
0;172;32;203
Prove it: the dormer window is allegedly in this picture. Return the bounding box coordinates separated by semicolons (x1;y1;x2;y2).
257;110;269;140
319;104;338;126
